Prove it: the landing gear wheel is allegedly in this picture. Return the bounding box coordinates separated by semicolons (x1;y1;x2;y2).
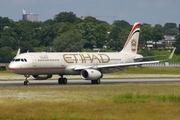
96;79;101;84
24;75;30;85
58;78;63;84
24;80;30;85
91;79;101;84
91;80;96;84
58;77;68;84
63;78;67;84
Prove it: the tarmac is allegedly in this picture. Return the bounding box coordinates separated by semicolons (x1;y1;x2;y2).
1;74;180;81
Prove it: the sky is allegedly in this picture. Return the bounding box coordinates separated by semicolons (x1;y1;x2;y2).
0;0;179;26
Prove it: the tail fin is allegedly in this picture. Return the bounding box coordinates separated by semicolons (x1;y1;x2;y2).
121;22;141;54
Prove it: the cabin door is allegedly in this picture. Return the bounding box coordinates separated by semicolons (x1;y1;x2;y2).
30;55;37;67
59;55;65;67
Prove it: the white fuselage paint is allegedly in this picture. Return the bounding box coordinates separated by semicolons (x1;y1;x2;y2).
9;52;142;75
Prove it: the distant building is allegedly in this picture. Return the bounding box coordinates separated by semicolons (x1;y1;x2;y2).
22;9;39;22
146;34;176;49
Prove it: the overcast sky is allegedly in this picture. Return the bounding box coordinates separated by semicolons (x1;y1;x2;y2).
0;0;179;26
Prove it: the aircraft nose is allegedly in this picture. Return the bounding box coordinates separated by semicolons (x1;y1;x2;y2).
8;62;18;72
8;61;26;75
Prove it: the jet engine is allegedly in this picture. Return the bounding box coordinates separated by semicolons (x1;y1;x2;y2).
81;69;102;80
31;75;52;80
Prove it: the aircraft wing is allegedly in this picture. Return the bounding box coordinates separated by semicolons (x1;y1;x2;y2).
74;60;160;71
74;48;175;71
134;47;176;62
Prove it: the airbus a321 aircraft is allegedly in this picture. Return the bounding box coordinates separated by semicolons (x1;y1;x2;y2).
8;22;174;85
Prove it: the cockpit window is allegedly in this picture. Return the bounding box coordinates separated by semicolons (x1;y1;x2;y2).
12;58;27;62
15;59;20;62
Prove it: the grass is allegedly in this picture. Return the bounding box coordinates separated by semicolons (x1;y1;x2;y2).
112;66;180;74
114;93;180;103
0;84;180;119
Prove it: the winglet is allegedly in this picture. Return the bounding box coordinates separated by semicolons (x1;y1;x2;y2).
16;48;20;56
168;47;176;60
161;47;176;61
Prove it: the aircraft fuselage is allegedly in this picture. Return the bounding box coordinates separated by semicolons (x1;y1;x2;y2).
9;52;141;75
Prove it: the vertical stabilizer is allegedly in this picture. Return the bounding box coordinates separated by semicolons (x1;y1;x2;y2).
121;22;141;54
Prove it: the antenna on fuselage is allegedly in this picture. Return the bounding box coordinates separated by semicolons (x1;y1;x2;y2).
16;48;20;56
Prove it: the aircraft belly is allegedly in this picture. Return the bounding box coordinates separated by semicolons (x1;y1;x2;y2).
63;66;80;75
34;67;66;74
11;69;40;75
36;61;62;74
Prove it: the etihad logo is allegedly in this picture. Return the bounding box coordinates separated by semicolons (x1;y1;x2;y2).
63;54;110;64
131;39;136;52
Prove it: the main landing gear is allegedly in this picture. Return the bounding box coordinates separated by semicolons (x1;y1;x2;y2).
24;75;30;85
91;79;101;84
58;75;67;84
58;75;101;84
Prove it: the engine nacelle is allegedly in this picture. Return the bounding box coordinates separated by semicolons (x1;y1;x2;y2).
81;69;102;80
31;75;52;80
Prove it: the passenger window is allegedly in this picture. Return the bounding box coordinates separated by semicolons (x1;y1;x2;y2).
15;59;20;62
21;59;24;62
24;59;27;62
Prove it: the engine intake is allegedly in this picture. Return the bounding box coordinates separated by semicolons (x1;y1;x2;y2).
31;74;52;80
81;69;102;80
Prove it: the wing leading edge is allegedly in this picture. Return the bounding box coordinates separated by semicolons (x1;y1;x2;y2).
74;60;160;71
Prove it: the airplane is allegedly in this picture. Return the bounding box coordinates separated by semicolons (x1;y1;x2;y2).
8;22;175;85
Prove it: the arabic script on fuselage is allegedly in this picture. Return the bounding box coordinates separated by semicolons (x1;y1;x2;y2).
39;55;48;59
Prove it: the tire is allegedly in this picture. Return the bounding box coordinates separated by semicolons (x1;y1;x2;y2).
58;78;63;84
91;80;96;84
91;79;101;84
24;81;30;85
26;81;30;85
96;79;101;84
63;78;67;84
24;81;29;85
24;81;27;85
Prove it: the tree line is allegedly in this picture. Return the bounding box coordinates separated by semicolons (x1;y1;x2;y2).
0;11;179;63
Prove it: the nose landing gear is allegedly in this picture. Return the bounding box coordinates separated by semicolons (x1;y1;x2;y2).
24;75;30;85
24;80;30;85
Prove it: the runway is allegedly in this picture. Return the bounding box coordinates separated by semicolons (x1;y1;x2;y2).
1;79;180;87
